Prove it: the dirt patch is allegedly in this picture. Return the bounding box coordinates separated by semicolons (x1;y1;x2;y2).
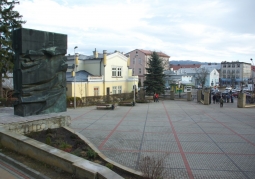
1;127;143;179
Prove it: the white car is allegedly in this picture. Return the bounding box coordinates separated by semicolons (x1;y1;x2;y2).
225;87;232;90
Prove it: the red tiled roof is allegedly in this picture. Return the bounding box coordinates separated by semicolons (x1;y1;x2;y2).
170;64;201;71
138;49;170;58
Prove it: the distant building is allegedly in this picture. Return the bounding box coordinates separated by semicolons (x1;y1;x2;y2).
170;64;201;74
126;49;170;86
220;61;251;87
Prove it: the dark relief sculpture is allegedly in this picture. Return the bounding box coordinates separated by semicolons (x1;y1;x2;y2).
12;28;68;116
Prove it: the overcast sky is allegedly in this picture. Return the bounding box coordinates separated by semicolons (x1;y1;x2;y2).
15;0;255;64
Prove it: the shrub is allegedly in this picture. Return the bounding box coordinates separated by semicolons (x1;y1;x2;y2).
45;137;52;145
86;148;97;160
105;163;114;170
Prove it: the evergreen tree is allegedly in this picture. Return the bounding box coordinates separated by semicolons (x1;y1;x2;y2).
143;52;165;95
0;0;25;98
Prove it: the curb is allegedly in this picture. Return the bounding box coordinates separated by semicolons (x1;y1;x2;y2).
0;153;50;179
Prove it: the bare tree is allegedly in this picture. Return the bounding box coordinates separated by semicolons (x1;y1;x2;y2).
138;154;168;179
195;67;209;88
78;82;85;104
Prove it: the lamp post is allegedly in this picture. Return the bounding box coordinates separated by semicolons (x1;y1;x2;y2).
74;46;78;109
178;81;181;98
251;58;254;92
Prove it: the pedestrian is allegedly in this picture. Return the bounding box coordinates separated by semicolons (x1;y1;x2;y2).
155;93;159;102
153;93;156;102
212;94;216;104
220;97;224;108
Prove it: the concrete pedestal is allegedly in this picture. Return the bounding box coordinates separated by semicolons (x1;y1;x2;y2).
237;93;246;108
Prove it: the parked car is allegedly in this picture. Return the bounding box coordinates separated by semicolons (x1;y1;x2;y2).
232;91;239;98
165;86;170;90
225;86;232;90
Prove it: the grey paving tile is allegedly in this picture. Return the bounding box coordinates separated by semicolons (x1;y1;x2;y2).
217;142;255;154
143;132;175;142
192;170;246;179
229;155;255;171
110;131;143;141
177;133;212;142
201;127;234;134
144;126;172;133
208;134;246;143
116;125;144;132
141;141;179;152
181;141;222;153
103;139;141;150
246;171;255;179
186;154;240;171
102;150;139;169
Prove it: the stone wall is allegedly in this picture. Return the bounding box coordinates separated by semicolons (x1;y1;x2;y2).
3;116;71;134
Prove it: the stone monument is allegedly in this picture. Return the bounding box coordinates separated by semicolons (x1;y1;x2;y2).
12;28;68;116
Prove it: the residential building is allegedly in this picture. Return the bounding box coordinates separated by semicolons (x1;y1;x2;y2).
220;61;251;87
65;49;138;99
126;49;170;86
164;67;219;91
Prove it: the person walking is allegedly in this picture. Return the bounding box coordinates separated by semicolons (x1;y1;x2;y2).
153;93;156;102
155;93;159;102
212;94;216;104
220;97;224;107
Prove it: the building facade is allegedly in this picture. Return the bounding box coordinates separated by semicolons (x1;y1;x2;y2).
66;49;138;99
220;61;251;87
126;49;170;86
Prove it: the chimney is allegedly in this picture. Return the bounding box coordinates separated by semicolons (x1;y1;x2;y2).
93;48;98;58
103;50;107;67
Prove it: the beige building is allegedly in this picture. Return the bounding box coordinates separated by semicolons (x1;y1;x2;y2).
220;61;251;87
126;49;170;86
66;49;138;99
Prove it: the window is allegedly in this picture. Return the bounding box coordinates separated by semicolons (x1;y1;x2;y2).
133;58;135;64
227;75;230;78
112;67;122;77
223;70;226;74
117;67;121;76
227;70;230;74
112;67;116;76
236;70;240;73
139;68;141;74
232;70;235;73
232;64;235;68
223;65;226;68
112;86;117;94
223;75;226;78
94;87;99;96
228;64;231;67
133;68;135;74
237;64;240;67
118;86;122;94
139;58;141;64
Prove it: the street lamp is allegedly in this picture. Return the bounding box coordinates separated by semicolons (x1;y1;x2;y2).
74;46;78;109
251;58;254;92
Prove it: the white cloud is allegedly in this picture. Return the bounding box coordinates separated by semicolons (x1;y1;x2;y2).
14;0;255;64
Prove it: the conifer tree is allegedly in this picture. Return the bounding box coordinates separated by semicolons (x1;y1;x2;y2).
0;0;25;98
143;52;165;95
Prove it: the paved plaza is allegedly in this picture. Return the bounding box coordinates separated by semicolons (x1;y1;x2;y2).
1;99;255;179
69;100;255;179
